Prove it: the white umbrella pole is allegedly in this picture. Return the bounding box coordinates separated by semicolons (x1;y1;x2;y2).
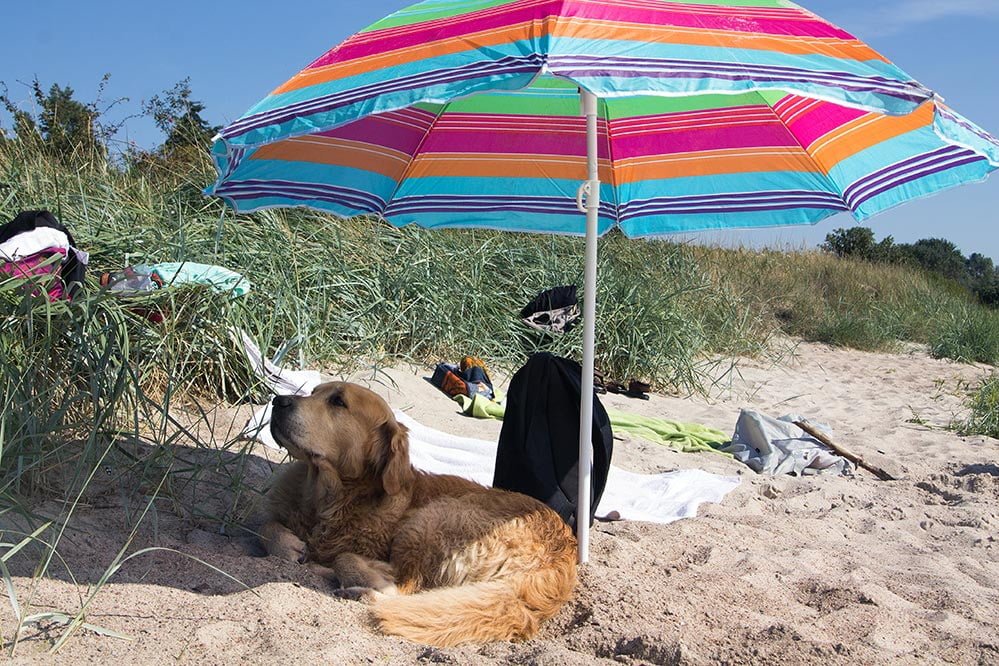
576;89;600;564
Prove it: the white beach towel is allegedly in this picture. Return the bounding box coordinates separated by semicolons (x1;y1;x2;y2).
239;330;322;396
397;410;741;524
239;333;741;525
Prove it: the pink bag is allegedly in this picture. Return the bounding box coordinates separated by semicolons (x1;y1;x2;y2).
0;247;69;300
1;211;88;301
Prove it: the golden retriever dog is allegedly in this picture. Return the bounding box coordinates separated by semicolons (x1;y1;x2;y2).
261;381;577;647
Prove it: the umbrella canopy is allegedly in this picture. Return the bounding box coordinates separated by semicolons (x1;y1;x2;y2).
215;0;942;149
211;77;997;235
210;0;999;229
208;0;999;562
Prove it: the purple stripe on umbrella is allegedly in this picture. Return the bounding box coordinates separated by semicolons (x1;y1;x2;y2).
620;201;848;220
620;189;844;208
221;191;383;212
548;55;928;95
385;204;616;217
558;67;931;104
625;189;842;203
224;191;382;213
611;124;800;158
843;146;972;206
386;198;615;213
386;194;588;203
842;145;966;203
216;184;385;210
386;195;616;215
386;193;616;207
217;182;384;205
217;177;389;201
850;154;988;209
219;147;246;182
222;55;545;139
624;197;847;213
216;180;387;210
620;192;846;217
225;190;378;212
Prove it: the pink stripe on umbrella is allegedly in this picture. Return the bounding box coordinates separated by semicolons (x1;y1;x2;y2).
311;0;851;66
611;123;799;158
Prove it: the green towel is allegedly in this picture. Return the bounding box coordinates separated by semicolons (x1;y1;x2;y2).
451;394;729;455
605;409;730;455
138;262;251;298
453;393;506;419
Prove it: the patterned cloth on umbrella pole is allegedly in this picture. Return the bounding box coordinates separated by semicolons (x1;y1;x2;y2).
208;0;999;563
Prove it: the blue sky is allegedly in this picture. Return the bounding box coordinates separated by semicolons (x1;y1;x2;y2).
2;0;997;259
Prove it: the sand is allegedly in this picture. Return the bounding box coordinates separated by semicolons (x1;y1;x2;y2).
2;340;998;665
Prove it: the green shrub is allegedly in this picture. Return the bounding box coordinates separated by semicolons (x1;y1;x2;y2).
931;309;999;365
962;374;999;439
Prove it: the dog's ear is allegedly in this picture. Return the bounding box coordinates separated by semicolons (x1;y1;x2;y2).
378;420;411;495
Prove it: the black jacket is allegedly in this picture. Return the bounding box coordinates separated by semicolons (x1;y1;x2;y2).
492;352;613;529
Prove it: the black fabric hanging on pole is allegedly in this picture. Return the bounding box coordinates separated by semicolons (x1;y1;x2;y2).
492;352;613;529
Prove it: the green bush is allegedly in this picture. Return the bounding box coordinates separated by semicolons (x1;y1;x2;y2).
962;374;999;439
931;309;999;365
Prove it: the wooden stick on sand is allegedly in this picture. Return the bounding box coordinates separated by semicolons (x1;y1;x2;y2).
792;420;896;481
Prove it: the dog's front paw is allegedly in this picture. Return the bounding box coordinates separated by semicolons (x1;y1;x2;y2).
332;586;379;604
259;521;307;562
305;561;341;585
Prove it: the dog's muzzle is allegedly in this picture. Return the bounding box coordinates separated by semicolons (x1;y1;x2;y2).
270;394;299;448
272;394;295;411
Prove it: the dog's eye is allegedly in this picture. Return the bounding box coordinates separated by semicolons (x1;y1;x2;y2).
328;394;346;408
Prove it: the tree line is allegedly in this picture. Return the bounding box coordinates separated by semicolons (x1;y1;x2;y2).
821;226;999;306
0;76;218;171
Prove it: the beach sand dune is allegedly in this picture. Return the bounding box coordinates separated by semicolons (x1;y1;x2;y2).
2;341;997;664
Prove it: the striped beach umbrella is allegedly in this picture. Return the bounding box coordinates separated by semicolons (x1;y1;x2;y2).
208;0;999;562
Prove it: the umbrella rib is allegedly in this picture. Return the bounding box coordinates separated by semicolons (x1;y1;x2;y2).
599;96;621;226
758;92;848;213
379;101;453;221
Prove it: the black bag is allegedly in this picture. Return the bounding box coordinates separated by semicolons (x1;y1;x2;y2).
0;210;87;298
492;352;613;529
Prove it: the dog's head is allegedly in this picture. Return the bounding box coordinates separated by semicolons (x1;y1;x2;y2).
270;382;411;494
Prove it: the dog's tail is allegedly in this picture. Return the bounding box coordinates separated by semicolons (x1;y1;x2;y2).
370;560;577;647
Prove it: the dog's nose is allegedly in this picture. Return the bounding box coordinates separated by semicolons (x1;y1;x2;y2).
272;395;295;410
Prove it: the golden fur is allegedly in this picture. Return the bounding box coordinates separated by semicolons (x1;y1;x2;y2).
262;381;578;647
